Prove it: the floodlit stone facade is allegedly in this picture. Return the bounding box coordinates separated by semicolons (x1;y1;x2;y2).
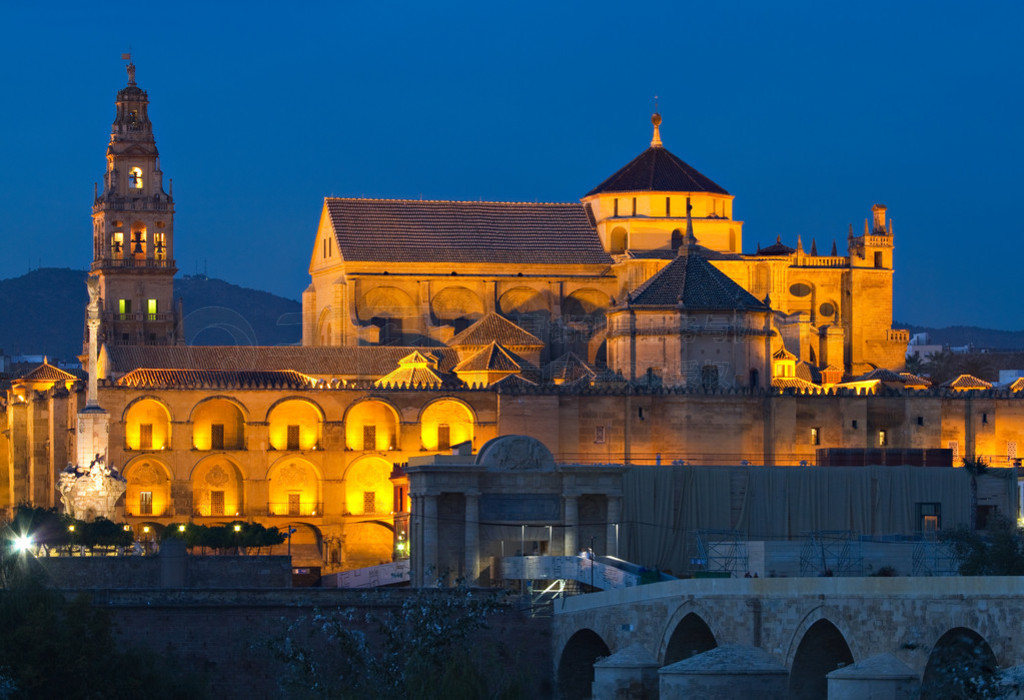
1;63;1022;577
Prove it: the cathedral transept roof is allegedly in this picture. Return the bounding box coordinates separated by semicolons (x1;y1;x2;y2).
323;198;610;265
627;251;769;311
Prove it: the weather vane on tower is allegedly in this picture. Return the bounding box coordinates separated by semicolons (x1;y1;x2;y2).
122;50;135;84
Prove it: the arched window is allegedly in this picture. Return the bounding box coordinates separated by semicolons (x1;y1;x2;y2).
129;167;143;190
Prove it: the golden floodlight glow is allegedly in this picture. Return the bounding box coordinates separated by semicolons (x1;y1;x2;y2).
178;524;186;532
233;524;241;532
68;525;75;532
143;526;150;533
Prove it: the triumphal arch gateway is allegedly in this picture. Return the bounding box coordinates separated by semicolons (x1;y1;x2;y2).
9;62;1022;576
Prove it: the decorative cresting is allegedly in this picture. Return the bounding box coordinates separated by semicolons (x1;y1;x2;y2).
57;455;126;522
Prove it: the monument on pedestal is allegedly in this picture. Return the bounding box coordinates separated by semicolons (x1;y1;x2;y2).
58;277;126;520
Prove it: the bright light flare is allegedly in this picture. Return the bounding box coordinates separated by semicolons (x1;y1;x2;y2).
12;536;32;552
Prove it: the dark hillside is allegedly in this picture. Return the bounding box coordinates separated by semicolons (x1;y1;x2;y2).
0;269;300;360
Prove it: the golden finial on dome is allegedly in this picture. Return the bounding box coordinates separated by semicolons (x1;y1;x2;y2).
651;98;663;148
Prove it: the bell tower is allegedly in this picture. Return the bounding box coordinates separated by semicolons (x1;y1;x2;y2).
90;57;182;350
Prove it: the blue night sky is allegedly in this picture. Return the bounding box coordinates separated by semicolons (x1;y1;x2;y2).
0;1;1020;329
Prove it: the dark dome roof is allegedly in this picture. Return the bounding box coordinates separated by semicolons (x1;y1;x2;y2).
586;145;729;197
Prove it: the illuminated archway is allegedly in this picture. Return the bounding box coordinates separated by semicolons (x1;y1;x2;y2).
190;456;244;517
557;629;611;700
190;397;246;451
343;457;395;516
344;399;400;451
419;398;475;451
123;457;172;517
267;398;323;451
267;457;323;517
123;397;172;451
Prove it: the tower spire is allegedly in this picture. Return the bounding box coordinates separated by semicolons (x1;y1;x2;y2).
651;102;663;148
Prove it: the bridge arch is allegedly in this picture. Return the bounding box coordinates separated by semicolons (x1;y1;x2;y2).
920;627;998;699
557;628;610;700
658;602;719;665
788;616;855;700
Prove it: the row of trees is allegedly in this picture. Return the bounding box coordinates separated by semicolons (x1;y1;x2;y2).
5;505;131;554
162;521;286;555
2;506;288;556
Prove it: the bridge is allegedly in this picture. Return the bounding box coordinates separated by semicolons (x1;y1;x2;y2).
553;576;1024;699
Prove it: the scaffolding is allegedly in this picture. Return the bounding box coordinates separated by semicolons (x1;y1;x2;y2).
912;539;959;576
692;530;749;576
799;530;864;576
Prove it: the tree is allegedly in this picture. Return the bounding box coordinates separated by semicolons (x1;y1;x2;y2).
266;590;526;699
940;516;1024;576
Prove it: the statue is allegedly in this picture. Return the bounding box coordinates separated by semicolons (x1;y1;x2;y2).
58;454;126;521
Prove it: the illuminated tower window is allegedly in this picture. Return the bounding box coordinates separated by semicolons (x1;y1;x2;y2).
878;430;888;447
139;423;153;450
810;427;820;446
147;299;157;320
111;231;124;259
288;493;301;516
154;232;166;260
131;229;146;259
129;167;144;189
118;299;132;318
139;491;153;515
286;425;300;451
437;424;450;451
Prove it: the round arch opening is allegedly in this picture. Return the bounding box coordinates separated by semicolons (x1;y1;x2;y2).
664;612;717;665
920;627;998;699
558;629;611;700
191;398;246;451
420;398;474;451
267;458;323;517
123;458;173;518
345;399;400;451
123;398;172;451
789;618;854;700
267;399;323;451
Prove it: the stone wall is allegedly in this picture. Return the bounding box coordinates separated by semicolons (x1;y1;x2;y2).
41;554;292;589
93;588;552;700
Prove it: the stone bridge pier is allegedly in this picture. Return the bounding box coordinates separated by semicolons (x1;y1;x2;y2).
553;576;1024;699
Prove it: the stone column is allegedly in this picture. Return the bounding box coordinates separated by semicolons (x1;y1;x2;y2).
410;495;422;586
464;491;480;584
423;494;439;586
564;495;578;556
606;496;621;558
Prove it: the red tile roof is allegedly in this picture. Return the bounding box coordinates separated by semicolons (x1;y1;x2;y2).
117;368;316;389
18;362;79;383
448;313;544;349
324;198;611;265
104;346;462;380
